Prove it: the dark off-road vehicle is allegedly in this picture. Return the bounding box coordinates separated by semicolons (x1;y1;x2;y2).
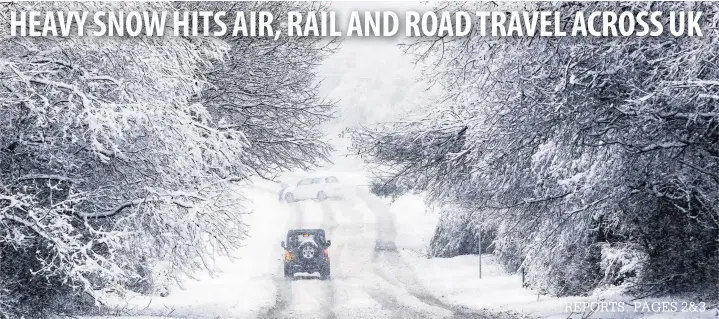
281;229;331;280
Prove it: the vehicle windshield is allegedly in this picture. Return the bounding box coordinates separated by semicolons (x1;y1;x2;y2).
325;176;338;183
297;178;313;186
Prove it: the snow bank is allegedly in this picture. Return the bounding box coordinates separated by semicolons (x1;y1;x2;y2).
389;194;719;319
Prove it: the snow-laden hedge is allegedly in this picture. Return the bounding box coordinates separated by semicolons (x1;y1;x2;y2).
426;204;495;258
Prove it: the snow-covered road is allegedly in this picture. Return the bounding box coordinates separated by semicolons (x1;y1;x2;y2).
87;180;719;319
259;185;503;319
85;180;512;319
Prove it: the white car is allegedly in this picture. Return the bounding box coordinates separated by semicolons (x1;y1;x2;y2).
282;176;341;202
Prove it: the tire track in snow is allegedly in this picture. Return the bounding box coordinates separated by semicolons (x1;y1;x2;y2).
327;193;403;319
355;189;500;319
261;277;292;319
320;200;338;319
352;188;448;318
328;194;376;278
260;201;304;319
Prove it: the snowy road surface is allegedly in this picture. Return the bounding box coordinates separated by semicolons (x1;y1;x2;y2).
85;180;512;319
86;181;718;319
260;185;502;319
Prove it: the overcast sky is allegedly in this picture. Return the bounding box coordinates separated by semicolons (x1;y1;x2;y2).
320;1;436;131
317;1;436;169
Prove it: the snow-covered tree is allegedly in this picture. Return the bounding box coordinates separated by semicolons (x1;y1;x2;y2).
184;1;339;178
0;2;335;317
352;1;719;298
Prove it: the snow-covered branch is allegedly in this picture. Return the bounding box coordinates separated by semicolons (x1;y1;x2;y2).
352;0;719;299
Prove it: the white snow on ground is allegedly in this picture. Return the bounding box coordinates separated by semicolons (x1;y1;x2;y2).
325;192;390;319
388;194;719;319
82;175;718;319
85;181;286;319
389;194;439;254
